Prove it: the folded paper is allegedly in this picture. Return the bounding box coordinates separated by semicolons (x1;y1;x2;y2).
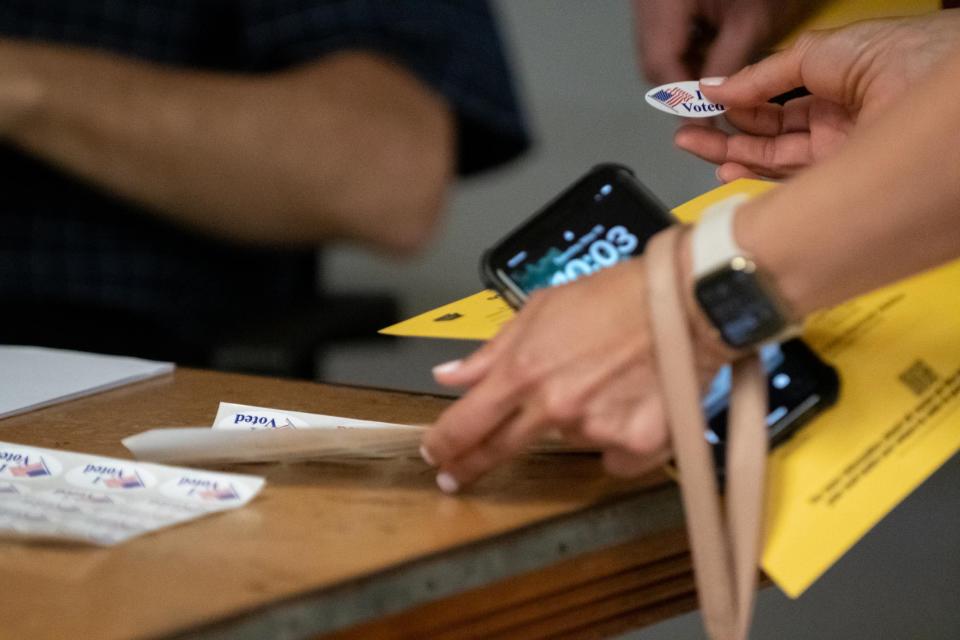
123;402;596;466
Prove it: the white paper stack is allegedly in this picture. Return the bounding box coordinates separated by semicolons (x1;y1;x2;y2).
0;346;174;420
123;402;595;465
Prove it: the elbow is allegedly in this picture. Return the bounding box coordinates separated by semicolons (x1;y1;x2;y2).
345;93;456;257
378;121;454;256
275;53;457;253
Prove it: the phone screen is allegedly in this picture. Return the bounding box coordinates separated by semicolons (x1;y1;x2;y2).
484;165;838;448
488;166;673;299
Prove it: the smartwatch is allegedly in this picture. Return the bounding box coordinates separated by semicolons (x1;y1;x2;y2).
691;196;798;349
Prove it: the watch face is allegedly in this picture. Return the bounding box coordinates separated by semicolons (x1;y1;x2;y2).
694;265;787;348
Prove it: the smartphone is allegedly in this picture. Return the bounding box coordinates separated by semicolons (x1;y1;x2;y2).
481;164;839;455
481;164;674;308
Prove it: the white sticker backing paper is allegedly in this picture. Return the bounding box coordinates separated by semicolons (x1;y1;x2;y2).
213;401;413;431
0;441;264;546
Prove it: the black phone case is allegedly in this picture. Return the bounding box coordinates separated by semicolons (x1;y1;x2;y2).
480;163;648;308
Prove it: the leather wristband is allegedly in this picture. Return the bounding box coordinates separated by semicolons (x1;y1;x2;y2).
647;225;768;640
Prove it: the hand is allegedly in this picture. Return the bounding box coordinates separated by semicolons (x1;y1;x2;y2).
675;11;960;181
634;0;817;84
420;243;734;493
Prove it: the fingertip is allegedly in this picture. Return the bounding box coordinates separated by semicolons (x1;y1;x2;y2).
698;76;732;103
673;122;710;151
436;471;460;494
431;358;463;380
717;163;760;183
420;444;437;467
698;81;731;103
673;126;694;148
716;163;736;183
642;55;691;86
432;354;489;387
700;76;727;87
432;358;462;376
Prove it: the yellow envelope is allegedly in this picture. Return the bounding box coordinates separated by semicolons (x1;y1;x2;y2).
779;0;939;49
380;289;513;341
381;178;960;597
765;258;960;596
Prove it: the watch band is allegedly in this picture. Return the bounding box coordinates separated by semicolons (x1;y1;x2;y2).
691;194;800;347
648;226;767;640
692;194;750;278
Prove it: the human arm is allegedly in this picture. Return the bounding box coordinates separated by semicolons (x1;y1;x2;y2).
0;42;454;253
736;50;960;317
633;0;819;84
421;48;960;491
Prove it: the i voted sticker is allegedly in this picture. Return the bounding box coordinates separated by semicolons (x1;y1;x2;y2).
0;445;63;480
645;81;725;118
216;409;308;431
66;462;157;492
160;473;255;505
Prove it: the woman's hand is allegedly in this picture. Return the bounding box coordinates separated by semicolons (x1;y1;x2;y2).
420;245;733;493
675;10;960;181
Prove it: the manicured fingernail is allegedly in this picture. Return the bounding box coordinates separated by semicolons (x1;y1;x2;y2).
436;472;460;494
420;445;437;467
432;359;463;377
700;76;727;86
715;166;723;182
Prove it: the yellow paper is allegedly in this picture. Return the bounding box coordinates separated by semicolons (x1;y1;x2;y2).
763;266;960;596
380;290;514;341
778;0;939;49
379;180;775;341
382;178;960;597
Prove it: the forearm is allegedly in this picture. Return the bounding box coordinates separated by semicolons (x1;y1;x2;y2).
3;41;454;252
737;53;960;318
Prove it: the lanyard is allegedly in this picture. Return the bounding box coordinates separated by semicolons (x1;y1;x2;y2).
646;226;768;640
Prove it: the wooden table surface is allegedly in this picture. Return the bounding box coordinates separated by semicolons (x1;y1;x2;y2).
0;368;693;640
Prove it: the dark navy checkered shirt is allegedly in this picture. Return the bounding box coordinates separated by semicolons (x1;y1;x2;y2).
0;0;528;341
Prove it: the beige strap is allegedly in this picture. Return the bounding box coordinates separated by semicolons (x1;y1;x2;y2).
646;226;768;640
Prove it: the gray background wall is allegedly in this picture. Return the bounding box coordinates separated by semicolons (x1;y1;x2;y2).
322;2;960;638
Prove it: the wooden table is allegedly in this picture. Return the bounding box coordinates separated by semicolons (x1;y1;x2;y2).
0;369;694;639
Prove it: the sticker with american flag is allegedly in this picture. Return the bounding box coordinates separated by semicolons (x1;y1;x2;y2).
0;446;63;480
645;81;726;118
652;86;693;108
104;473;147;490
199;485;241;501
66;462;158;491
160;473;254;504
0;440;264;546
9;459;52;478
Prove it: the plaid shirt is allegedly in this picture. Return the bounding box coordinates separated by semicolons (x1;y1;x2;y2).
0;0;528;338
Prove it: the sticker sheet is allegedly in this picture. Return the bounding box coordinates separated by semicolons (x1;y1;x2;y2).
0;441;264;546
